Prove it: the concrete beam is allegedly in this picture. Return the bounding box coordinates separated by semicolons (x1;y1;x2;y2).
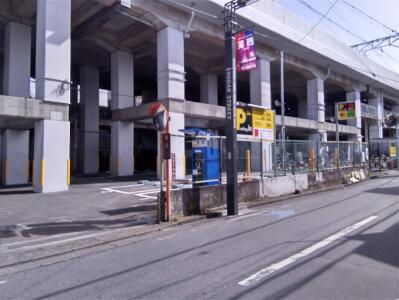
114;100;357;135
113;100;225;122
130;0;225;40
0;95;69;125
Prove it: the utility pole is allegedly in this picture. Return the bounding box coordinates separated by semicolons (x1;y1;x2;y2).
280;50;286;175
223;0;257;216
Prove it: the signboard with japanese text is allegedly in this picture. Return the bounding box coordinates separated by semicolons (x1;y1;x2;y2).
236;30;257;72
236;104;253;136
236;104;275;141
390;146;397;158
337;101;356;120
252;108;275;141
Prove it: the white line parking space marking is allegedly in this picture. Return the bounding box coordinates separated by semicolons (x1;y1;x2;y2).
238;215;378;287
100;183;145;194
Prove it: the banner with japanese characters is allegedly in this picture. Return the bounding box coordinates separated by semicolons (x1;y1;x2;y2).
236;30;257;72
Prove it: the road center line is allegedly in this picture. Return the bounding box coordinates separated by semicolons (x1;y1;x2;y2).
238;215;378;287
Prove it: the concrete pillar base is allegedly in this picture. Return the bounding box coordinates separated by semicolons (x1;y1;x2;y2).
110;121;134;177
2;129;29;185
157;112;185;180
33;120;70;193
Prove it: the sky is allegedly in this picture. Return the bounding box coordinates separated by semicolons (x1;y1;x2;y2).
277;0;399;74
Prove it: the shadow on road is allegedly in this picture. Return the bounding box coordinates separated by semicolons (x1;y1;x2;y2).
70;173;157;185
101;204;156;216
350;221;399;268
0;184;34;195
364;186;399;195
0;213;155;239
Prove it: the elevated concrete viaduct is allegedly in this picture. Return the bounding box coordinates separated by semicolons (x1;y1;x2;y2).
0;0;398;192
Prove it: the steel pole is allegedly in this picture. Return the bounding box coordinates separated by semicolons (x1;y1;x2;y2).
280;50;286;175
224;7;238;216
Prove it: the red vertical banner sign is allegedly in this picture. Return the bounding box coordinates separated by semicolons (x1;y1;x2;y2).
236;30;257;72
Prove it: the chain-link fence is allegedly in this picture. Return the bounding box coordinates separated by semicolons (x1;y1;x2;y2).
182;136;370;186
369;140;398;171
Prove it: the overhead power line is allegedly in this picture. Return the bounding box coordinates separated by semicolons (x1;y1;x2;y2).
297;0;338;42
351;33;399;54
164;0;399;84
341;0;396;34
296;0;366;43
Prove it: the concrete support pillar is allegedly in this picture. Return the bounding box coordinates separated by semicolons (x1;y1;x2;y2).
298;98;307;119
3;22;31;97
347;90;362;142
110;51;134;176
249;58;272;173
157;27;185;180
3;22;31;185
369;95;383;139
35;0;71;104
33;0;71;192
307;77;326;141
33;120;70;193
309;131;327;143
157;27;185;101
79;65;99;174
1;130;29;185
200;74;218;105
250;58;271;108
157;112;185;180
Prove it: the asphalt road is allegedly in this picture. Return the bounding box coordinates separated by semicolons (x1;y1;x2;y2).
0;177;166;243
1;174;398;300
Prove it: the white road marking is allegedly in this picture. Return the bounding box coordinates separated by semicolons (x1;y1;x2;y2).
100;183;145;194
238;215;378;287
228;211;263;222
104;183;144;190
0;281;7;285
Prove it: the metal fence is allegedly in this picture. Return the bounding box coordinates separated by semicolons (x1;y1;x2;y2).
182;136;372;186
369;139;398;171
